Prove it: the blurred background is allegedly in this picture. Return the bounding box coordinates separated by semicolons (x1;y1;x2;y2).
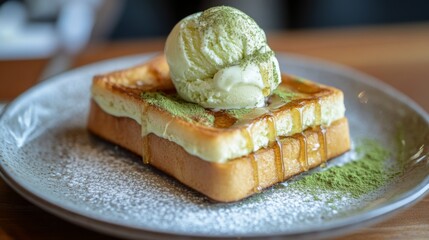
1;0;429;101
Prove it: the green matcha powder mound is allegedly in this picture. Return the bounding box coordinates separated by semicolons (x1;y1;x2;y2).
292;139;394;199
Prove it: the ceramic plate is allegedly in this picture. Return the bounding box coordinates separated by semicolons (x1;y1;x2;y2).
0;54;428;239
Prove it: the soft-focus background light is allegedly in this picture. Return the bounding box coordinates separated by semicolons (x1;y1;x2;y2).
1;0;429;59
0;0;428;100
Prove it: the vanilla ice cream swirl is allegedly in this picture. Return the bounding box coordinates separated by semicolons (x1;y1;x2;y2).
165;6;281;109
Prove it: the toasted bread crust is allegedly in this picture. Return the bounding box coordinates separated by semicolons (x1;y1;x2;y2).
88;101;350;202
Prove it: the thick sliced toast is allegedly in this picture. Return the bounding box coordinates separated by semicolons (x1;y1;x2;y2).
88;55;351;202
91;55;346;163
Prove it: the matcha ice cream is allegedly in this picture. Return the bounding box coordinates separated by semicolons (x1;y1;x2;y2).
165;6;281;109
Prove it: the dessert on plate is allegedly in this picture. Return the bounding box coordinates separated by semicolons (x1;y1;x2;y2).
88;6;350;202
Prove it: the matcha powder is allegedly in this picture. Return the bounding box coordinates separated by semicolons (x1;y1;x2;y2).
291;139;394;199
141;92;215;125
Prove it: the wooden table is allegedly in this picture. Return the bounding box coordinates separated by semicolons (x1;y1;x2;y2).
1;23;428;239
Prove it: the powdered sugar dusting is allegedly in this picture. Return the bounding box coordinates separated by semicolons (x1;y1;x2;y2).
1;54;427;238
0;109;383;236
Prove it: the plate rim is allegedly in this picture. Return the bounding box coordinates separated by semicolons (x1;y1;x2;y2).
0;52;428;239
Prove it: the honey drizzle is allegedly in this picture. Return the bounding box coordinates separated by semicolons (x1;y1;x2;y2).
314;98;322;124
291;102;309;171
317;126;328;166
141;104;151;165
142;136;151;164
234;75;330;182
213;110;237;128
292;106;304;132
273;138;284;182
242;126;261;192
241;126;254;152
297;132;309;171
249;154;261;192
266;114;277;142
265;113;284;182
314;98;327;166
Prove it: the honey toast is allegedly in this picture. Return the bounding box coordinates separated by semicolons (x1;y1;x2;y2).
88;55;351;202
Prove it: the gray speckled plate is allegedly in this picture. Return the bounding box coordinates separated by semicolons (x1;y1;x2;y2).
0;54;428;240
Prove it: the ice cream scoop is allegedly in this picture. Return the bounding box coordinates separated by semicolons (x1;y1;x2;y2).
165;6;281;109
